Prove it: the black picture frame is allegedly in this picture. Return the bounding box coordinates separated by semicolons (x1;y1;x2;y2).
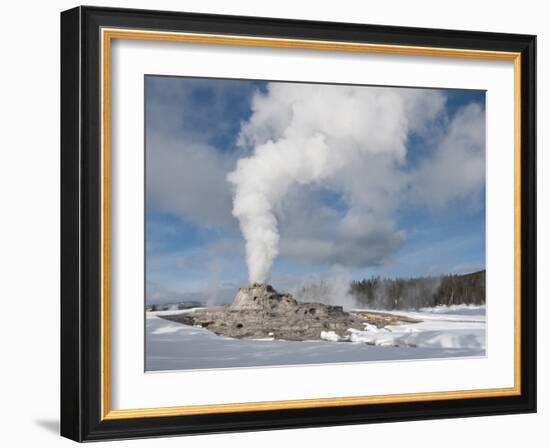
61;5;536;442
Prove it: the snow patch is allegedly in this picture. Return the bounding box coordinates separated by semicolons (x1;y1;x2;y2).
320;331;342;342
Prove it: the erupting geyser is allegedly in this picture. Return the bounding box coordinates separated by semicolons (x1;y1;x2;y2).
161;86;437;340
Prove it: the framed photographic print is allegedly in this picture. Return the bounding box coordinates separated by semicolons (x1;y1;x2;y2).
60;6;536;441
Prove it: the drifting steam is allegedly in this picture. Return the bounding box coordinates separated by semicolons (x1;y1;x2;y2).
228;83;445;284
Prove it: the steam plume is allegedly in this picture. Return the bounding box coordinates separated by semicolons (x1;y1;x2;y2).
228;83;444;284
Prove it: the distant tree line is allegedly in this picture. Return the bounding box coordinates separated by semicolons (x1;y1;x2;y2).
147;301;203;312
349;270;485;310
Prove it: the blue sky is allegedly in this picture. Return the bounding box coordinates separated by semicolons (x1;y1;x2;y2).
145;76;485;304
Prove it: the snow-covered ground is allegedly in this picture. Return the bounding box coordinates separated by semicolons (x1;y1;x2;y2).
145;305;485;371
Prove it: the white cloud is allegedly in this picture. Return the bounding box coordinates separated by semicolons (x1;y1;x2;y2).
146;131;236;227
274;184;405;267
408;102;485;207
145;76;256;228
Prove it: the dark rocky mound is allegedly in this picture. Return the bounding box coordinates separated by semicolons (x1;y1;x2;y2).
160;284;416;341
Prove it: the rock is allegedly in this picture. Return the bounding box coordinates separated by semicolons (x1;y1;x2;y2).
160;284;418;342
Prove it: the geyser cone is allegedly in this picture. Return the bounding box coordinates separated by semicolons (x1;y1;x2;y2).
230;283;298;311
161;283;375;341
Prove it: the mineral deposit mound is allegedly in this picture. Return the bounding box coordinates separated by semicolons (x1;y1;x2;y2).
160;284;418;341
